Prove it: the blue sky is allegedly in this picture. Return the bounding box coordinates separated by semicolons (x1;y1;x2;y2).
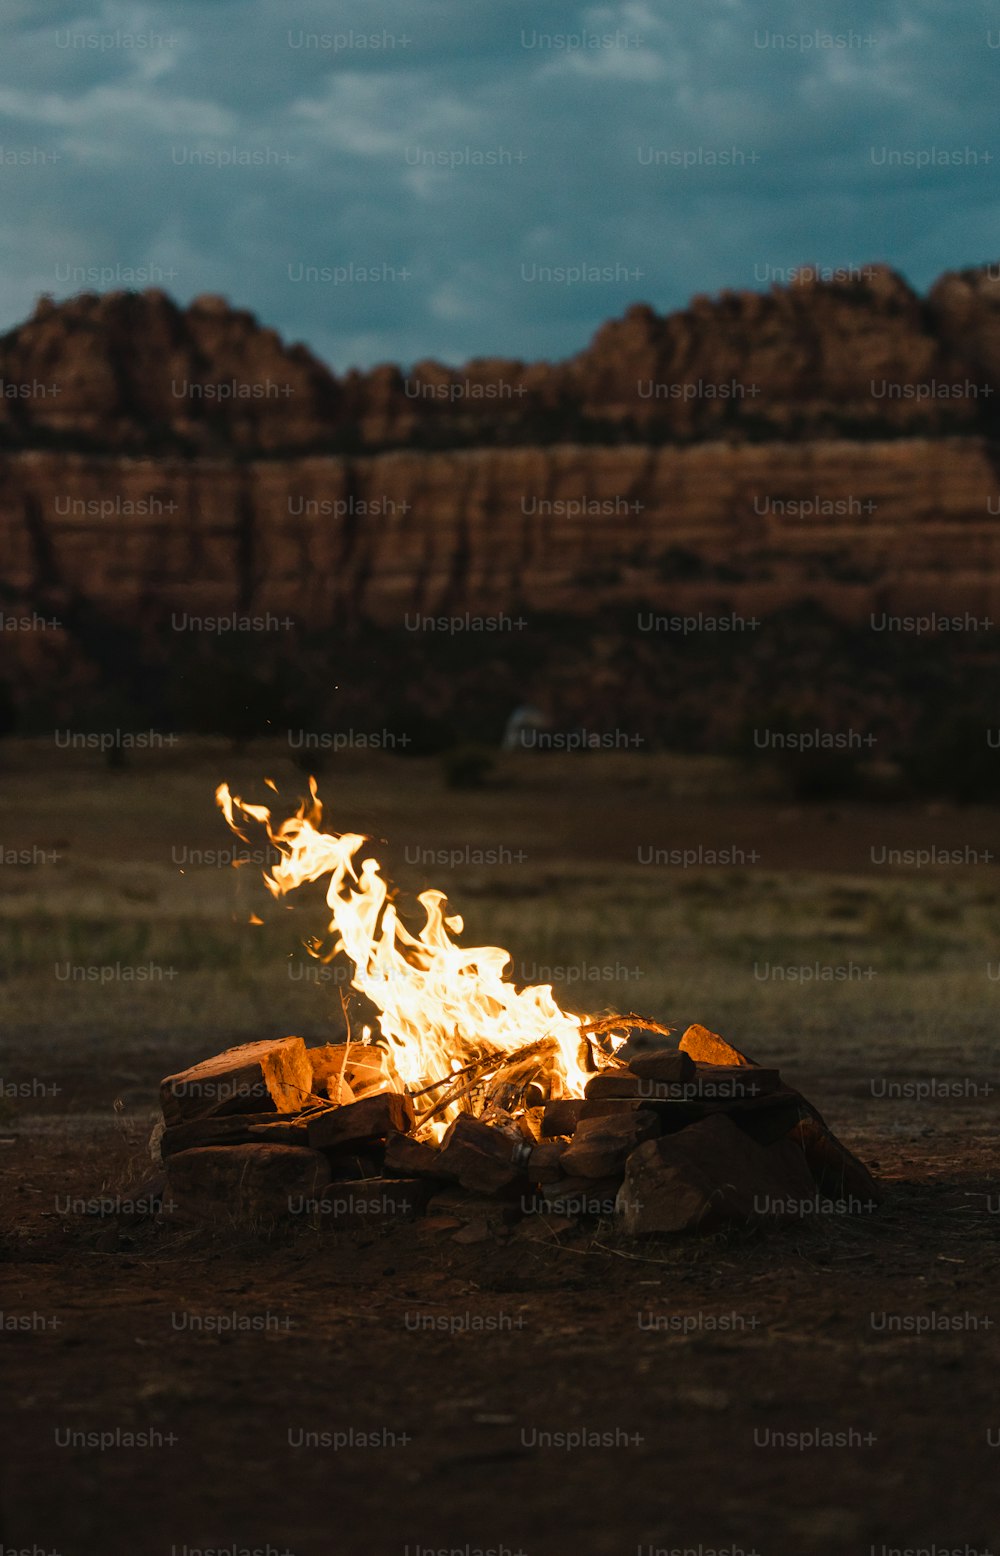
1;0;998;371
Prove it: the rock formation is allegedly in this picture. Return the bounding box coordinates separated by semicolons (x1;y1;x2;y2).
2;265;999;749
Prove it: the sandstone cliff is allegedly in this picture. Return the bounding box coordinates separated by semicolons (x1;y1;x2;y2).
2;263;998;454
2;268;1000;750
3;438;999;636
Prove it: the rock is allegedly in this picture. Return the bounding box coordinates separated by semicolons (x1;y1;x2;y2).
164;1144;331;1224
325;1153;383;1181
686;1065;780;1099
677;1025;757;1068
584;1071;642;1099
526;1142;566;1179
541;1099;586;1137
1;270;980;457
531;1176;624;1218
625;1050;697;1083
383;1132;451;1180
246;1118;312;1147
725;1094;814;1146
160;1038;314;1126
579;1098;652;1121
787;1116;882;1203
435;1114;526;1195
305;1093;414;1151
561;1111;660;1179
452;1219;493;1245
7;269;1000;732
617;1114;827;1235
585;1066;780;1102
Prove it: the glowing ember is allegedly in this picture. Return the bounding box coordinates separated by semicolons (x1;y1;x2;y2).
216;778;623;1137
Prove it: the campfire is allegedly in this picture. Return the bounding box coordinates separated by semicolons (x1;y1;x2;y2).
152;780;880;1236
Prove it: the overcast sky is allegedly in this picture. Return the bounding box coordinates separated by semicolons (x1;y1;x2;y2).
1;0;998;371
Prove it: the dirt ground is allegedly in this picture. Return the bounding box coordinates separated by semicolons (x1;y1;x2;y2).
2;745;999;1555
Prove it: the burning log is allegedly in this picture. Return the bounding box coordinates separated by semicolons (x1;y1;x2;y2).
514;1105;546;1141
412;1036;564;1131
160;1037;314;1126
308;1042;400;1100
320;1076;355;1107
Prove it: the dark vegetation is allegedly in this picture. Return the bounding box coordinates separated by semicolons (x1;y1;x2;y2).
4;603;1000;801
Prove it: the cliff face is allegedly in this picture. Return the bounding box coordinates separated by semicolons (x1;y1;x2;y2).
2;267;1000;721
4;439;999;635
2;263;998;454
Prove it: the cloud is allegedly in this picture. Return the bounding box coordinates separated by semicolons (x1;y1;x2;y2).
0;0;997;370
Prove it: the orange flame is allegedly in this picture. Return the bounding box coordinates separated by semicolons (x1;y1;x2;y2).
216;779;600;1131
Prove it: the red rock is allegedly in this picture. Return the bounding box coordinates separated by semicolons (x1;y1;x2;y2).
452;1220;493;1245
561;1111;659;1179
617;1114;827;1235
533;1176;624;1218
579;1098;651;1121
0;270;980;458
787;1116;882;1203
425;1186;523;1230
383;1132;450;1180
526;1142;566;1179
435;1115;525;1195
541;1099;586;1137
677;1025;756;1068
626;1050;697;1083
585;1066;779;1102
164;1144;330;1223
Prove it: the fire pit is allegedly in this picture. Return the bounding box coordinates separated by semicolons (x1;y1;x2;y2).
150;780;880;1237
